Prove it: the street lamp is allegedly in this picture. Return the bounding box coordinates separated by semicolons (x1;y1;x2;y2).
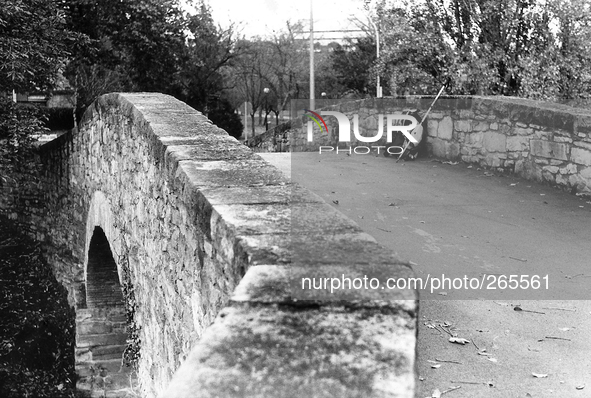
366;15;382;98
263;87;270;131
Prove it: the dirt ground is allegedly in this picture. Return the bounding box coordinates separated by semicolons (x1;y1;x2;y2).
261;151;591;398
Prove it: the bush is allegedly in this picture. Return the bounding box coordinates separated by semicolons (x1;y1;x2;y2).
207;99;244;140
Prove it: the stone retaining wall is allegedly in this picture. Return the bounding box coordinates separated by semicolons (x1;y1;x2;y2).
34;93;417;397
249;96;591;194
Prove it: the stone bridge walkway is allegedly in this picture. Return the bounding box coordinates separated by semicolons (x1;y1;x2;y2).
261;152;591;398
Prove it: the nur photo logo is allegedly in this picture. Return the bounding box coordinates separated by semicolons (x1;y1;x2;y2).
304;109;420;156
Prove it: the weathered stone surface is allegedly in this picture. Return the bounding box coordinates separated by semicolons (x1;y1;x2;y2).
438;116;453;140
571;147;591;166
24;93;419;398
507;136;530;152
531;140;568;160
163;302;416;398
482;131;506;152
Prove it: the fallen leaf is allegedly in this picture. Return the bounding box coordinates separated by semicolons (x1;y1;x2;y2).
449;337;471;345
558;327;570;332
431;364;442;369
431;389;442;398
419;376;425;381
576;384;585;390
532;373;548;378
487;357;498;363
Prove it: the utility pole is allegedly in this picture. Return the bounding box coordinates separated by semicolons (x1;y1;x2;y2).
309;0;315;110
367;17;381;98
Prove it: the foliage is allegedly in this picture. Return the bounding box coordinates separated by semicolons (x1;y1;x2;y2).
207;98;244;139
324;37;377;97
0;0;78;178
0;0;78;93
0;216;76;397
63;0;187;109
372;0;591;101
177;2;237;111
0;97;45;178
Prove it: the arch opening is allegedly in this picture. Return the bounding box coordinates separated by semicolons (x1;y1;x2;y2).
76;226;135;395
86;226;124;308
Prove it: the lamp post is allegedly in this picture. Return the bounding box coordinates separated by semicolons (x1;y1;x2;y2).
263;87;270;131
367;16;381;98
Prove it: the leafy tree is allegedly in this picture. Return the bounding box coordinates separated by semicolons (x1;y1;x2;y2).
326;37;377;97
0;0;77;92
0;0;78;174
177;2;237;111
63;0;187;111
372;0;591;101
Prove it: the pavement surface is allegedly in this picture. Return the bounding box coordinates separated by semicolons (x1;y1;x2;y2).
260;151;591;398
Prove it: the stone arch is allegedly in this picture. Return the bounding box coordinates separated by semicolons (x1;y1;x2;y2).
86;226;124;308
76;191;135;394
84;191;121;287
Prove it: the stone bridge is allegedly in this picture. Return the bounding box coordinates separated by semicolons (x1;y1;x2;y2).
4;93;417;397
8;92;589;397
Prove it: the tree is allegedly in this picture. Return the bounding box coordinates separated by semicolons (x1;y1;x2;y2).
63;0;187;112
372;0;591;101
0;0;79;174
176;2;237;111
327;37;377;97
0;0;77;93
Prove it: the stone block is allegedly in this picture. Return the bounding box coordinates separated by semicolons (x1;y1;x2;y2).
438;116;453;140
560;164;577;175
427;119;439;138
506;136;529;152
473;121;489;131
483;131;506;152
514;126;533;136
162;300;417;398
571;147;591;166
454;119;471;133
465;132;483;146
530;140;568;160
554;136;573;143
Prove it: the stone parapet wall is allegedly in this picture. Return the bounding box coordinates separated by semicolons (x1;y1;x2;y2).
35;93;418;397
426;97;591;194
249;96;591;194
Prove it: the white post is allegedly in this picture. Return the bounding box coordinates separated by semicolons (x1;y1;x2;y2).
367;17;381;98
309;0;315;110
244;102;248;140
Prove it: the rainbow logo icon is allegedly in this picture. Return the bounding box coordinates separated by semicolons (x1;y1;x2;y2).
304;109;328;133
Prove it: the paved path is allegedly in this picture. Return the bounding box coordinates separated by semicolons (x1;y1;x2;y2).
261;152;591;398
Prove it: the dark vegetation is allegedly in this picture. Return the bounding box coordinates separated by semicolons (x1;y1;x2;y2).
0;216;76;397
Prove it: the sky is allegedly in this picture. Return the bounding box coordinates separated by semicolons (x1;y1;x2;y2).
200;0;370;41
